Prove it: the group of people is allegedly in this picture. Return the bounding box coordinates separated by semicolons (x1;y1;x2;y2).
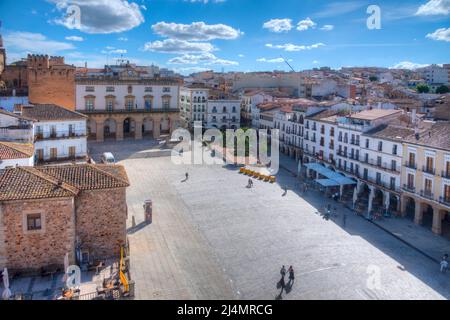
279;265;295;290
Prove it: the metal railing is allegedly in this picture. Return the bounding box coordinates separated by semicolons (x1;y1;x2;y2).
422;166;436;175
439;196;450;207
404;161;417;170
81;108;179;114
420;189;434;200
35;131;86;141
403;184;416;193
442;171;450;179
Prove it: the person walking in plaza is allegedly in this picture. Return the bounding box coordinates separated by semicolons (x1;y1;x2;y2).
280;265;286;279
248;178;253;188
288;266;295;285
185;172;189;180
441;254;448;273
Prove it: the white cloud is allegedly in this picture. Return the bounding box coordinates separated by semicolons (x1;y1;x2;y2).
152;21;243;41
266;43;325;52
415;0;450;15
3;31;75;54
168;53;238;66
426;27;450;42
313;60;320;64
118;37;128;41
391;61;430;70
102;47;127;54
49;0;145;34
262;19;293;33
65;35;84;41
174;66;212;75
320;25;334;31
143;39;215;53
238;54;244;58
297;17;316;31
257;58;292;63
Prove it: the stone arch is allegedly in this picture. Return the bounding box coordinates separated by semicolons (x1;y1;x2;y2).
123;117;136;138
104;118;117;139
143;117;154;137
87;119;97;140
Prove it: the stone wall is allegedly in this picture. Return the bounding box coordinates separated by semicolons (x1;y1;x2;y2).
75;188;127;260
28;67;75;110
1;198;76;271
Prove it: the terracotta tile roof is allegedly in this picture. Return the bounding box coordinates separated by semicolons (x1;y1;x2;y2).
349;109;402;121
363;124;415;141
0;167;78;201
0;142;34;160
20;104;87;121
404;121;450;150
36;164;130;191
0;164;129;201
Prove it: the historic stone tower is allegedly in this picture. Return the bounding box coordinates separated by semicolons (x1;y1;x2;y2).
27;54;76;110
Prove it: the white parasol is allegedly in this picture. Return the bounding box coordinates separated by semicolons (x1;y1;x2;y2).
2;268;12;300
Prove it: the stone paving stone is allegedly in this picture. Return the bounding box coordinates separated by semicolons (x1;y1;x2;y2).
118;152;450;300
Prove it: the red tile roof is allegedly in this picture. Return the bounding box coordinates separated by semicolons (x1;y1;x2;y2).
0;142;34;160
0;164;129;201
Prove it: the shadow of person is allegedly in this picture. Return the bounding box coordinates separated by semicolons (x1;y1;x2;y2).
181;178;188;183
275;292;283;300
285;280;294;294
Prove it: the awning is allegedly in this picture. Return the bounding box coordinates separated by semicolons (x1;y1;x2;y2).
316;179;340;187
307;162;357;187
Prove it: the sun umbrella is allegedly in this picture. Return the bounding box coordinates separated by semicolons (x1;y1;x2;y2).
2;268;12;300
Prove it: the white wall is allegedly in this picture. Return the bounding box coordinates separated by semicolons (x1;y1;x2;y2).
76;84;180;110
0;157;34;169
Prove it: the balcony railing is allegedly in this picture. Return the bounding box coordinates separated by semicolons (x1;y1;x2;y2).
439;196;450;207
404;161;417;170
403;184;416;193
350;140;360;146
35;131;86;141
420;190;434;200
81;107;179;114
442;171;450;179
422;166;436;175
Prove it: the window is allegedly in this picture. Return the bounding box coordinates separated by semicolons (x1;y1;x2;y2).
392;144;398;155
85;86;94;92
125;98;134;111
85;98;95;111
376;172;381;184
69;146;76;158
27;213;42;231
145;87;153;92
163;87;171;93
444;185;450;202
407;173;414;189
365;139;369;149
390;177;396;190
50;148;57;160
330;127;334;137
425;157;434;173
424;178;432;194
106;99;114;112
106;86;115;92
144;96;153;111
391;160;397;171
127;85;133;94
363;168;368;180
162;96;171;109
378;141;383;152
408;153;416;167
377;156;382;166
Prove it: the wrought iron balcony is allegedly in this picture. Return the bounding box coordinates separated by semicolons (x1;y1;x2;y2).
420;189;434;200
404;161;417;170
402;184;416;193
422;166;436;175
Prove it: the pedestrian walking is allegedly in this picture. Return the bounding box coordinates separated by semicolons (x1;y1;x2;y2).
288;266;295;284
248;178;253;188
441;254;448;273
342;213;347;228
280;265;286;278
185;172;189;180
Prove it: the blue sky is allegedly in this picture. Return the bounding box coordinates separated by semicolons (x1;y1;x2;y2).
0;0;448;74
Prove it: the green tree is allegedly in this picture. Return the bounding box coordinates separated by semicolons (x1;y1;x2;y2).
369;76;378;82
435;85;450;94
416;84;430;94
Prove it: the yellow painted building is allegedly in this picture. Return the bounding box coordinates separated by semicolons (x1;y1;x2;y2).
401;122;450;236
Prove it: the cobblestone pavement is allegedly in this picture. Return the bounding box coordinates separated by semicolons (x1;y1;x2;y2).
120;153;450;300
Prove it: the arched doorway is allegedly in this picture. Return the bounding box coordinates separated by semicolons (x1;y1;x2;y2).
143;118;153;137
104;118;117;140
123;117;135;138
355;183;370;213
421;203;434;230
404;196;416;220
87;119;97;140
